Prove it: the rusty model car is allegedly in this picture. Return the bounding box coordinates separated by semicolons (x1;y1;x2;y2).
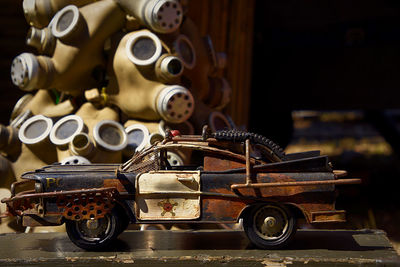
1;128;361;250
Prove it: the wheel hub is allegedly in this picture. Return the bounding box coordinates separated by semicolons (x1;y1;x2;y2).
86;219;99;230
254;205;289;240
76;215;112;241
264;216;276;227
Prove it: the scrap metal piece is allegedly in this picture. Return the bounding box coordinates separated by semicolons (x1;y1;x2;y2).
56;188;116;221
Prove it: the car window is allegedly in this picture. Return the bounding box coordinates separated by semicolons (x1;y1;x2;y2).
161;148;203;171
120;146;161;172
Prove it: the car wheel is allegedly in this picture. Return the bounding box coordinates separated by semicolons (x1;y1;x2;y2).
65;209;122;250
117;215;130;236
243;204;296;249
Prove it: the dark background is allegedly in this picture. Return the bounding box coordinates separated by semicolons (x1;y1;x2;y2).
249;0;400;251
250;0;400;147
0;1;29;124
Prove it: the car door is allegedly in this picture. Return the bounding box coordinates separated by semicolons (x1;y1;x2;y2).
135;170;201;220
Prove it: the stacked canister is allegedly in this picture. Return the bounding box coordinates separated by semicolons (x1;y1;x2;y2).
1;0;236;193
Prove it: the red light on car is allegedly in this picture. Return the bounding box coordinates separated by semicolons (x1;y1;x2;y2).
170;130;181;137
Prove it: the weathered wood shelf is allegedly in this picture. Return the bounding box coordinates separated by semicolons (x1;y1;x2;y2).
0;229;399;266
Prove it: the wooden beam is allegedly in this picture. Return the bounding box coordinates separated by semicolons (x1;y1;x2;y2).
187;0;255;129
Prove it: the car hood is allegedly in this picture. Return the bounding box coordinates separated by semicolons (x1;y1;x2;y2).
20;163;121;180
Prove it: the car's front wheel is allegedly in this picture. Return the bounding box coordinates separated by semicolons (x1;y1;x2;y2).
243;204;296;249
65;209;122;250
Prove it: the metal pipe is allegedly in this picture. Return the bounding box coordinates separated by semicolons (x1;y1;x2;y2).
245;139;251;185
231;178;362;190
2;187;118;203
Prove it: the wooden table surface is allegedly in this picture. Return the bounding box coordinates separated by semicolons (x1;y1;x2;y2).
0;229;399;266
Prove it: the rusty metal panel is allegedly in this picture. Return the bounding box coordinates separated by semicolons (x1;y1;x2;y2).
103;178;134;193
201;197;248;222
204;155;245;171
283;194;338;223
201;172;335;198
311;210;346;223
199;172;342;223
136;171;201;220
238;172;336;197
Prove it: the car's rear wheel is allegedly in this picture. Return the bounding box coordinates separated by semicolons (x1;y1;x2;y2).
65;209;122;250
243;204;296;249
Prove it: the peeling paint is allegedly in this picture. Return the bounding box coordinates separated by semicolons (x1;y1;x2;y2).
261;259;288;267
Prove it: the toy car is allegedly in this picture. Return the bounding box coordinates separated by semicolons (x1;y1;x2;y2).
1;128;361;250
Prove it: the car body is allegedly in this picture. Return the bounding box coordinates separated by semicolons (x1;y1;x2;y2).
1;129;361;250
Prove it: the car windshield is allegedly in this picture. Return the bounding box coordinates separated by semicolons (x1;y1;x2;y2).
120;145;161;173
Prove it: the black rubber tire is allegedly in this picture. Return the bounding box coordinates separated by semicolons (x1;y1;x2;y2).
243;203;297;249
117;213;130;236
212;130;286;161
65;209;123;251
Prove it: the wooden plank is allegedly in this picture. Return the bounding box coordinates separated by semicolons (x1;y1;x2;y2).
226;0;254;128
0;230;398;266
187;0;255;128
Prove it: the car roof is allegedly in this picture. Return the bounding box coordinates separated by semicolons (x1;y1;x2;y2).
120;134;272;172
